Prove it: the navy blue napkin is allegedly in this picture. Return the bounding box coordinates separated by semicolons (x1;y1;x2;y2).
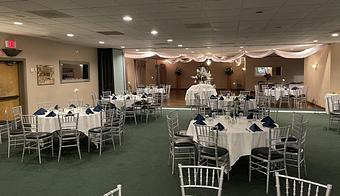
249;123;263;132
85;108;94;115
214;123;224;131
194;120;206;125
33;108;47;115
126;97;130;100
112;96;117;100
69;104;76;108
261;116;274;123
93;105;103;112
124;92;127;95
132;92;137;95
248;109;259;113
262;121;277;128
45;111;56;117
54;105;59;110
208;112;212;117
65;111;74;117
247;113;254;119
219;96;224;100
141;95;147;98
291;87;298;90
194;114;205;121
210;95;217;99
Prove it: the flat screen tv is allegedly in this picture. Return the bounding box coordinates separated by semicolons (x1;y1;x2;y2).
255;67;272;76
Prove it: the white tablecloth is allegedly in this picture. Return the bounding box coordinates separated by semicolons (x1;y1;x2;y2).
38;109;101;136
142;87;165;94
185;84;217;105
264;88;302;101
325;93;340;114
186;117;271;167
219;97;257;111
103;95;152;108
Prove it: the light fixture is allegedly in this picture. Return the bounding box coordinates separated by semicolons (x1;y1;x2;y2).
332;33;339;37
135;49;140;51
66;33;74;37
13;22;23;25
178;44;183;47
206;59;212;66
167;39;173;42
240;46;244;49
151;30;158;35
122;15;133;21
312;64;317;70
185;48;189;50
99;41;105;44
121;46;125;48
242;67;246;71
313;40;318;43
282;79;285;82
207;46;211;49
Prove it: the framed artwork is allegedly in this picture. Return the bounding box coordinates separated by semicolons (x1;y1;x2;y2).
37;65;55;85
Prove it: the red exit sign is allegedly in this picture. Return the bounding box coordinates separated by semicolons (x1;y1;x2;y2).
5;40;16;48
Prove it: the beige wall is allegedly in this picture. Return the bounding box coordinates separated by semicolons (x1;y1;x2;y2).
330;44;340;92
0;33;98;114
126;56;304;91
125;58;136;91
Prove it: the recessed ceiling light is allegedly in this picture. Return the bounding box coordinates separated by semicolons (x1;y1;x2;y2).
151;30;158;35
99;41;105;44
313;40;318;43
207;46;211;49
167;39;173;42
191;51;195;53
331;33;339;37
122;15;133;21
66;33;74;37
178;44;183;47
120;46;125;49
185;48;189;50
13;22;23;25
240;46;244;49
135;49;139;51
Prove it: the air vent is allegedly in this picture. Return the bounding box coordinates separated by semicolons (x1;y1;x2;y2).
184;23;212;29
28;10;72;19
97;31;124;35
153;43;170;46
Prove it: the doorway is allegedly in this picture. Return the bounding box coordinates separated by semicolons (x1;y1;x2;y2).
0;59;25;120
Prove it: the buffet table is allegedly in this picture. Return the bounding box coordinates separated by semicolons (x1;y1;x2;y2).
185;84;217;105
186;116;271;167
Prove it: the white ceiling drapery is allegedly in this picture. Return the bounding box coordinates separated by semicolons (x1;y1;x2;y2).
124;44;324;64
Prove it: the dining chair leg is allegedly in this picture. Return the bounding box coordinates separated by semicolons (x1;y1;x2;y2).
7;139;10;158
99;135;102;156
38;142;42;164
303;158;307;176
88;134;91;153
248;156;252;182
58;139;62;162
111;133;115;150
77;138;82;160
265;162;270;194
21;141;25;163
297;155;301;179
51;138;54;157
171;153;175;175
119;133;122;146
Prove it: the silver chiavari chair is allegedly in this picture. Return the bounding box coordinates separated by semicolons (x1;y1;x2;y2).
275;172;332;196
194;125;230;180
219;90;231;96
8;106;26;158
249;126;290;193
111;108;125;146
279;90;291;108
167;111;196;174
0;110;9;144
326;96;340;132
178;164;225;196
103;184;122;196
91;92;99;107
124;97;138;125
57;113;81;162
88;109;116;155
21;115;54;164
102;91;112;98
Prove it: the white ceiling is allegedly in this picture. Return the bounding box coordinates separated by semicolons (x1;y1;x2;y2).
0;0;339;55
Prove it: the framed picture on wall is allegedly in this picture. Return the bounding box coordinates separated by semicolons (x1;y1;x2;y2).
37;65;55;85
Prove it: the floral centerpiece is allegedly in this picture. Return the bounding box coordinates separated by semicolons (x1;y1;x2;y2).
191;66;213;84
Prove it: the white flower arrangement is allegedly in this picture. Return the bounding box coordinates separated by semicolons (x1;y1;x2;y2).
191;66;213;84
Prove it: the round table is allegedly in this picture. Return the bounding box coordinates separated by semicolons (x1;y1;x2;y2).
185;84;217;105
186;116;272;167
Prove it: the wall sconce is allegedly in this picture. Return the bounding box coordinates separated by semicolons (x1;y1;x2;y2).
312;64;317;70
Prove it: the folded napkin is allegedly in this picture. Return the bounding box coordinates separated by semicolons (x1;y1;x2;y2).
194;120;206;125
214;123;224;131
249;123;263;132
112;96;117;100
157;86;163;88
247;113;254;119
33;108;47;115
271;88;275;90
219;96;224;100
291;87;298;90
45;111;56;117
54;105;59;110
124;92;127;95
69;104;76;108
262;120;277;128
65;111;74;117
141;95;147;98
194;114;205;121
93;105;103;112
85;108;94;115
132;92;137;95
126;96;130;100
210;95;217;99
248;109;259;113
261;116;275;123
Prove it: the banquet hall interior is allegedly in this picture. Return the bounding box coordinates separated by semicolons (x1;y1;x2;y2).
0;0;339;195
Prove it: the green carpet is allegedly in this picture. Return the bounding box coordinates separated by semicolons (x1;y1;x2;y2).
0;111;338;196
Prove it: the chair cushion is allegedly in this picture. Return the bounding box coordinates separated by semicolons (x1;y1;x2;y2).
88;127;110;133
201;146;228;157
275;144;299;153
174;138;195;147
251;147;283;160
281;136;297;142
58;130;78;137
10;129;26;135
26;132;52;139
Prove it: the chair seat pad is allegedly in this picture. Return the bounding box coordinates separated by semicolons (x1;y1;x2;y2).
58;130;79;137
251;147;283;160
88;127;110;133
174;138;195;147
26;132;52;139
201;146;228;157
10;129;27;135
281;136;297;142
